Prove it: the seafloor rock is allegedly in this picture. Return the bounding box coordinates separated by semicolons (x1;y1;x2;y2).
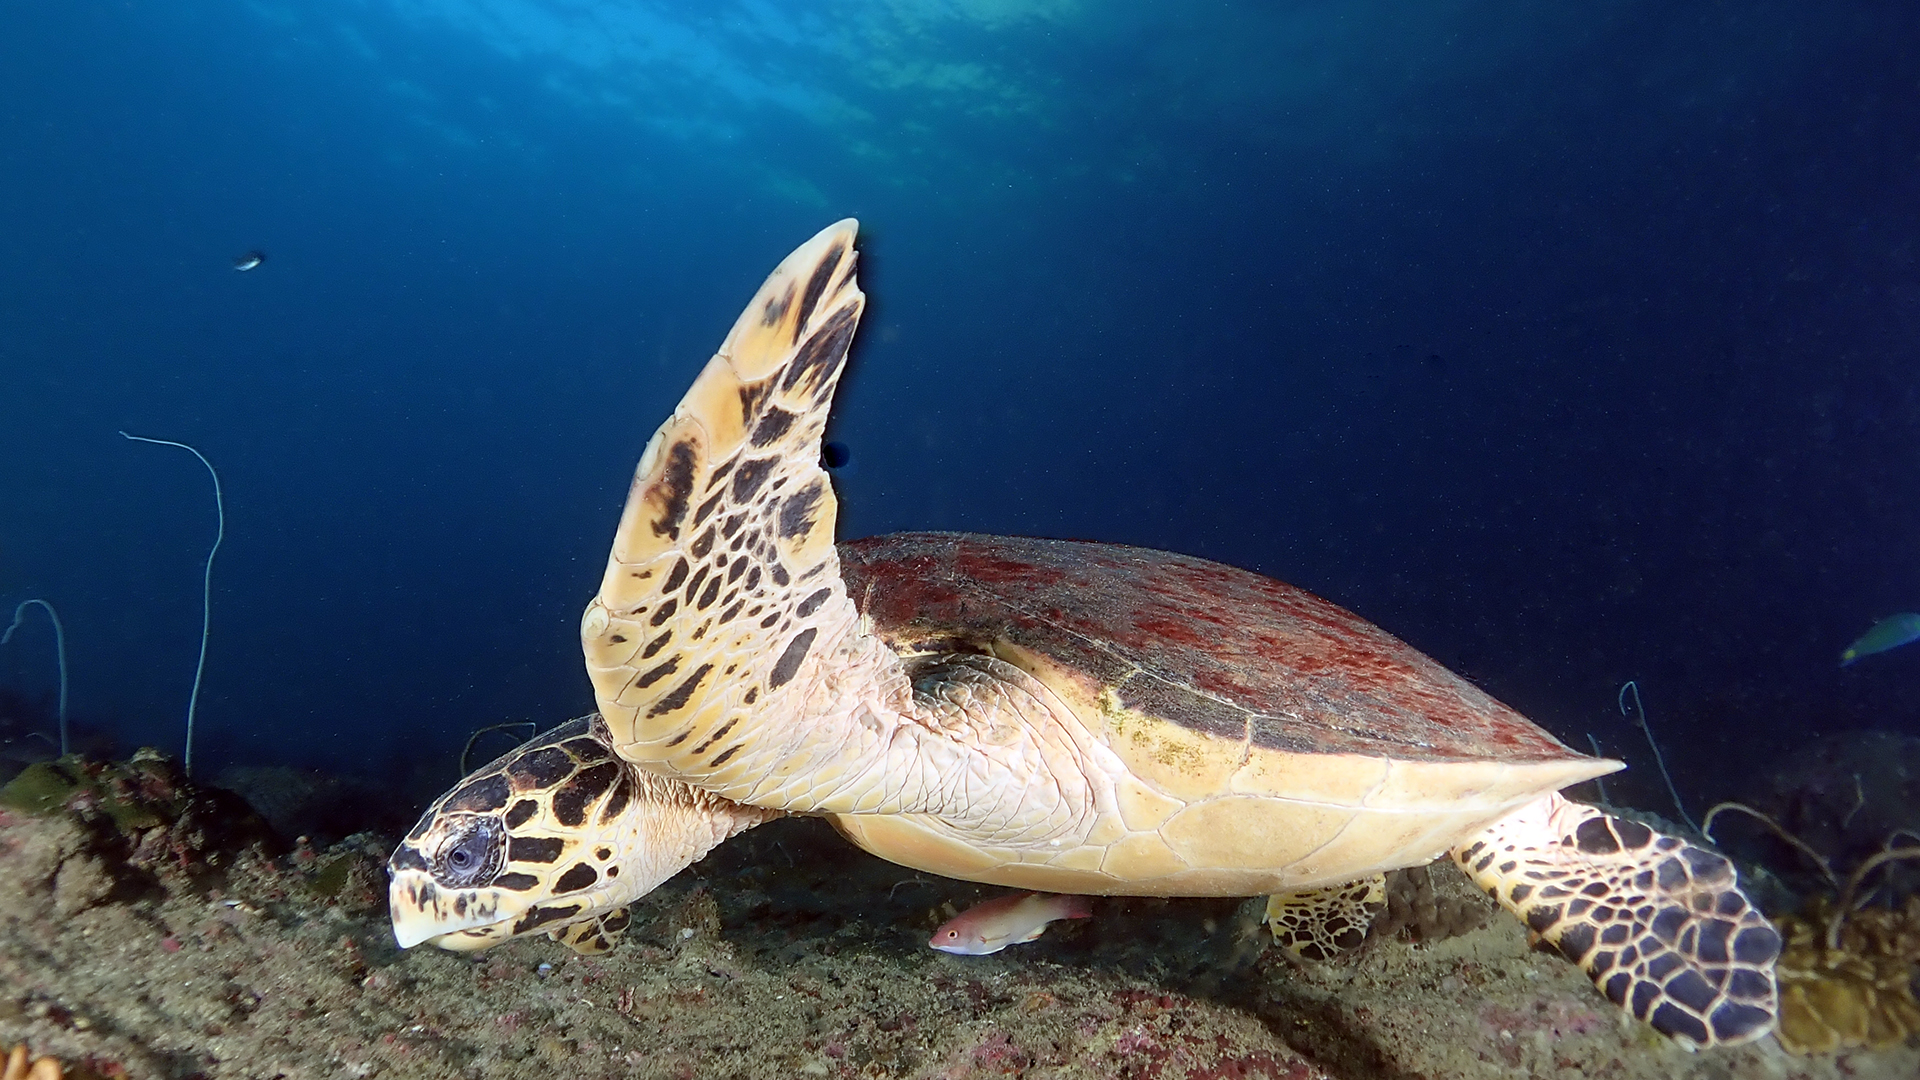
1;765;1918;1079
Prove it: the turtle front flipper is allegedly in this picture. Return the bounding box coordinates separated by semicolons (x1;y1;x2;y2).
1453;793;1781;1049
553;907;633;955
581;221;1003;821
581;220;871;802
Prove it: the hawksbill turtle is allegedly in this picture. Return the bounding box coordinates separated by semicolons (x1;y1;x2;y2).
388;221;1781;1049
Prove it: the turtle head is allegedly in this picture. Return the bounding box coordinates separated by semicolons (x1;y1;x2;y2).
388;714;771;954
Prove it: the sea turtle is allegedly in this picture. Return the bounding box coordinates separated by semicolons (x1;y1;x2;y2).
388;221;1781;1049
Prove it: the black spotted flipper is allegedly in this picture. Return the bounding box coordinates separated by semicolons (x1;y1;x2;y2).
1264;875;1386;961
552;907;633;955
1454;793;1780;1049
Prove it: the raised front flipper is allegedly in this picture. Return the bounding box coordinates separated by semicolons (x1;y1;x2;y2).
1454;793;1780;1049
579;221;884;806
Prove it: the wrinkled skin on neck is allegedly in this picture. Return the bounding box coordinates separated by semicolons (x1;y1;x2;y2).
387;715;777;953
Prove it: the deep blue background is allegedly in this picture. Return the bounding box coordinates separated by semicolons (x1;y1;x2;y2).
2;0;1917;811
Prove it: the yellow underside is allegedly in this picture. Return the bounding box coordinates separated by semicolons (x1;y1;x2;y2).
829;751;1617;897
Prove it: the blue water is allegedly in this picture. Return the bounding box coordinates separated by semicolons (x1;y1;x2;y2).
2;1;1916;809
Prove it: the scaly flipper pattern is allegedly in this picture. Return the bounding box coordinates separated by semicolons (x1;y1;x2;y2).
1265;874;1386;961
1454;793;1780;1049
580;220;889;808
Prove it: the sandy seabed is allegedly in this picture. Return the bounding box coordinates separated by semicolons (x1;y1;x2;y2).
1;776;1915;1080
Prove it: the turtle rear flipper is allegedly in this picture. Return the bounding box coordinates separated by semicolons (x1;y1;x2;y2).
1454;793;1780;1049
1265;874;1386;961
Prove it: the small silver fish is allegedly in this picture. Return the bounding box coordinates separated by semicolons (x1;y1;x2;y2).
929;891;1092;955
1841;612;1920;666
232;250;266;272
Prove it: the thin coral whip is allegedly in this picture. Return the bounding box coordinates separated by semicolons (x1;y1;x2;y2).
121;431;223;776
2;598;68;756
1618;680;1696;833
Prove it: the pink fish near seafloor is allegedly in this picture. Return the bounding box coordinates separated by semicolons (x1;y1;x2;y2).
929;892;1093;955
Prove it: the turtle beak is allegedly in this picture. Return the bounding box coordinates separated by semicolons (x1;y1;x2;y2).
387;859;518;950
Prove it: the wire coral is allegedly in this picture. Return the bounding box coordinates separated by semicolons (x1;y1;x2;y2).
1772;895;1920;1055
119;432;224;777
0;1045;61;1080
1;600;67;756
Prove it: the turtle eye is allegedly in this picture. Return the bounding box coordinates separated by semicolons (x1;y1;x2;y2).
432;817;504;888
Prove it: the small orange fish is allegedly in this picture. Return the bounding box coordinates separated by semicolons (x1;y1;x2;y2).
929;892;1092;955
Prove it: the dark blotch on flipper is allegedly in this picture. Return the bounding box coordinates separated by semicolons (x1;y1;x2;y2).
1710;1002;1773;1044
651;441;698;540
796;587;832;618
647;663;714;718
769;627;817;690
559;737;611;762
1573;817;1620;855
1613;819;1654;849
795;241;845;340
1728;968;1771;1000
731;457;777;505
692;718;738;756
636;656;680;689
512;903;583;934
752;409;797;447
780;305;857;395
693;490;725;529
1732;925;1780;964
1649;1002;1710;1047
779;480;825;539
684;565;710;604
1663;970;1719;1013
1556;922;1596;962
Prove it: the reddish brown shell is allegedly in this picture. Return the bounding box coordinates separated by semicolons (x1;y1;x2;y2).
838;532;1580;764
